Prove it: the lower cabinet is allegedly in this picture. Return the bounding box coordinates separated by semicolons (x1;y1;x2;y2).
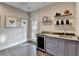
65;40;77;56
77;42;79;56
45;36;78;56
45;37;58;55
46;37;65;56
57;39;65;56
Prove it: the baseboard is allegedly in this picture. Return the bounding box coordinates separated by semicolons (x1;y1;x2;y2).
28;39;37;42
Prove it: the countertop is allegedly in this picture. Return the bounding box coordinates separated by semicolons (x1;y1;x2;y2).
37;33;79;41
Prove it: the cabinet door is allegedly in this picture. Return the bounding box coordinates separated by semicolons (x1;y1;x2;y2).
66;40;76;56
77;42;79;56
57;39;65;56
46;37;58;56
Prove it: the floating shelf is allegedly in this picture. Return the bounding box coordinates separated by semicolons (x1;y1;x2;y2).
54;13;73;26
42;20;52;23
42;21;53;25
55;23;72;26
54;13;72;18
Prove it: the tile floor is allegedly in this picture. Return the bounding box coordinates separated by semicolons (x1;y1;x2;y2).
0;42;36;56
37;49;48;56
0;42;48;56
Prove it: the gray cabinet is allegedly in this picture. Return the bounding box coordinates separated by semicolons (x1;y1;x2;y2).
46;37;65;56
77;42;79;56
45;36;78;56
57;39;65;56
66;40;77;56
46;37;58;55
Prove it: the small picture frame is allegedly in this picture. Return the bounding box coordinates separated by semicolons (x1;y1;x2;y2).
20;18;27;28
5;16;18;28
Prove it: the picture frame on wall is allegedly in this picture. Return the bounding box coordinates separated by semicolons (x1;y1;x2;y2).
5;16;18;28
20;18;27;28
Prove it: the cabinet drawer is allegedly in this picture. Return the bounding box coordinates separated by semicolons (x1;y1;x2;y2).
46;37;57;41
46;39;58;45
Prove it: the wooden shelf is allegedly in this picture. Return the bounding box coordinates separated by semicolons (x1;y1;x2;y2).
42;21;52;23
42;21;53;25
55;23;72;26
55;13;72;18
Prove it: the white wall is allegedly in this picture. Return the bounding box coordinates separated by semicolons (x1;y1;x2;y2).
0;3;29;50
75;2;79;36
30;2;76;41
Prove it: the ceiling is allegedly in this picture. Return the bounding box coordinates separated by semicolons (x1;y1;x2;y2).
3;2;54;12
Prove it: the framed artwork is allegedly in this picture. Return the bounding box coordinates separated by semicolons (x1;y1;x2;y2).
20;18;27;28
5;16;18;28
